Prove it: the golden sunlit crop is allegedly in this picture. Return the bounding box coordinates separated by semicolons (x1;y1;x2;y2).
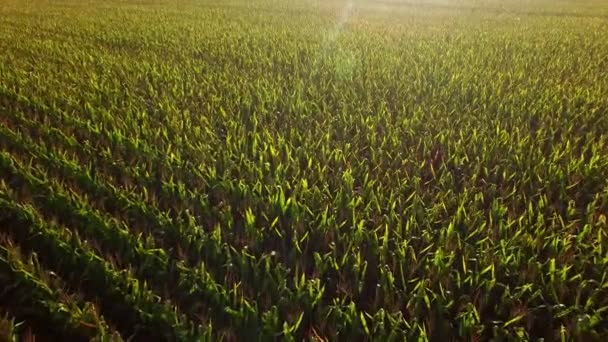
0;0;607;340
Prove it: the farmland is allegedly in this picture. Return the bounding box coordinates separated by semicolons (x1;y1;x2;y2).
0;0;607;340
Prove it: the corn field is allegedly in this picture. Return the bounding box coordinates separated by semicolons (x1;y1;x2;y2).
0;0;607;340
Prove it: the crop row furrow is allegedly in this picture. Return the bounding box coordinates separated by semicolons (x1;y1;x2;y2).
0;186;208;341
0;236;118;341
0;149;268;334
